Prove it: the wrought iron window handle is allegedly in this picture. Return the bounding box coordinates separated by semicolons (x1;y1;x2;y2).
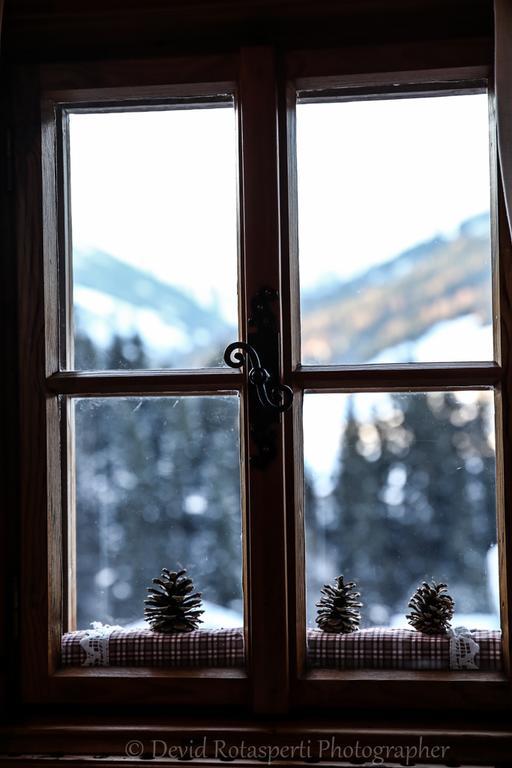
224;341;293;413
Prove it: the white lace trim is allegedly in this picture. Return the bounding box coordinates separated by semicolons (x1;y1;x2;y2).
448;626;479;670
79;622;122;666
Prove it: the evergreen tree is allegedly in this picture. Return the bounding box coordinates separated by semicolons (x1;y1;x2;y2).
327;392;497;626
327;396;394;624
75;331;243;627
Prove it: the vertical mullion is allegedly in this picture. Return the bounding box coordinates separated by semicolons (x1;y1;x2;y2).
493;44;512;678
63;396;77;631
497;180;512;677
281;80;301;373
490;80;512;677
42;93;64;677
17;67;62;697
58;108;74;372
279;75;307;682
239;47;289;714
57;103;75;628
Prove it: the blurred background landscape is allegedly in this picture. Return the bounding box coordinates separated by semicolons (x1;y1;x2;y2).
74;212;499;632
71;93;498;635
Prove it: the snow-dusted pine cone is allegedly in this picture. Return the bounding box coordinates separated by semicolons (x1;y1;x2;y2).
406;581;454;635
316;575;362;633
144;568;203;633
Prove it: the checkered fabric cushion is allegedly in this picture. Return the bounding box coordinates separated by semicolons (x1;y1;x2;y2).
61;627;245;667
306;627;502;670
61;627;501;669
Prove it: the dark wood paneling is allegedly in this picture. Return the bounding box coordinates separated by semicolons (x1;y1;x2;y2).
21;669;248;708
14;65;53;704
2;0;493;61
0;70;18;711
288;38;491;84
40;56;238;97
0;2;6;712
292;671;512;713
1;714;512;765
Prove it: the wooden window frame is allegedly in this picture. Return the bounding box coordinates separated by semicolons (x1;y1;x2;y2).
13;33;512;723
17;49;289;713
280;40;512;715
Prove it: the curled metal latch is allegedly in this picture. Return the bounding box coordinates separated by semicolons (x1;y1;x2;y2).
224;341;293;413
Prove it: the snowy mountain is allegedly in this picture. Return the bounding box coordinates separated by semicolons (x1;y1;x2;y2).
301;213;491;365
74;214;491;368
73;249;233;368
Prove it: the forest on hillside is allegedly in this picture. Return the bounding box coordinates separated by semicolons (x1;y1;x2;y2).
304;391;497;627
301;219;491;365
75;331;498;631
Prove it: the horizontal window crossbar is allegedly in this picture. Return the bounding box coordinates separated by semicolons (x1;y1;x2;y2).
297;80;487;104
47;369;243;396
61;94;234;115
292;362;502;390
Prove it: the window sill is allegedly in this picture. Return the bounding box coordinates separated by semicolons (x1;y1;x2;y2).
61;626;501;673
62;627;245;668
307;627;501;671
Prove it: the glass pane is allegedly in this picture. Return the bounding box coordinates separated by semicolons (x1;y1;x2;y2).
68;104;238;370
304;391;499;630
74;396;243;630
297;93;493;365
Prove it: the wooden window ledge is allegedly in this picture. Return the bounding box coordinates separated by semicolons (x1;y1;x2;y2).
61;626;500;671
61;627;245;667
307;627;502;671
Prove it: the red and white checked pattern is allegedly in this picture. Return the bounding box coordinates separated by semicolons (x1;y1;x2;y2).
307;627;502;670
61;627;502;669
61;627;245;667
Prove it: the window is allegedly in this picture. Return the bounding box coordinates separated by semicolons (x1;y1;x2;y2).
66;102;244;640
13;33;512;727
280;53;512;711
298;90;499;650
20;51;289;711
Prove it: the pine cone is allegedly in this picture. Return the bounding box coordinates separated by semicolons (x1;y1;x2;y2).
144;568;204;633
406;581;454;635
316;575;362;633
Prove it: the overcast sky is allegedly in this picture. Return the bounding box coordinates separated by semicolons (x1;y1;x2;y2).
69;92;491;318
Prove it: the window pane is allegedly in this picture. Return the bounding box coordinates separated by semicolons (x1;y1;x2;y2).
297;93;493;365
73;396;243;631
68;104;238;370
304;391;499;630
